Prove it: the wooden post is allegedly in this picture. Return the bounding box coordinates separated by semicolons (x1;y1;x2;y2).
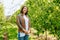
3;32;8;40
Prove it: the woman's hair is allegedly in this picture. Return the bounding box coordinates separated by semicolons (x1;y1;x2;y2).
20;6;28;15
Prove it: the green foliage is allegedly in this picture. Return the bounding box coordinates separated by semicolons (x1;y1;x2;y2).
9;0;60;39
0;4;5;22
0;4;6;40
0;4;18;40
25;0;60;39
0;0;60;40
9;10;20;24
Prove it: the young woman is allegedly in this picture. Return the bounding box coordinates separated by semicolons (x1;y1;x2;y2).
16;6;31;40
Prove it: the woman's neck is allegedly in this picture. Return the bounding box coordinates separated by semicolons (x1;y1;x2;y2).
21;13;25;16
21;13;27;16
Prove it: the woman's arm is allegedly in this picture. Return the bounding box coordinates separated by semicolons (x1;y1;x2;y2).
16;16;28;34
16;16;24;29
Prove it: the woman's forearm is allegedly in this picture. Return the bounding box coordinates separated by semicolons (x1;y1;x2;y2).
16;16;26;32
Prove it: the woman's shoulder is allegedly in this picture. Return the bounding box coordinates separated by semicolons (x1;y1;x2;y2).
18;14;23;17
18;14;21;16
16;14;22;19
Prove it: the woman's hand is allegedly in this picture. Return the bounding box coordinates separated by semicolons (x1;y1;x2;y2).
23;28;31;34
27;30;30;34
23;29;28;34
26;30;30;35
24;30;30;34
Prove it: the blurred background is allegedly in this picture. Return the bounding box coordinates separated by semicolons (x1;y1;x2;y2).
0;0;60;40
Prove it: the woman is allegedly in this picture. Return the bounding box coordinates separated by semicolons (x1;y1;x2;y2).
16;6;31;40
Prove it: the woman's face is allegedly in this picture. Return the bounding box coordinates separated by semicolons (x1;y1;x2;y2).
23;7;27;14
